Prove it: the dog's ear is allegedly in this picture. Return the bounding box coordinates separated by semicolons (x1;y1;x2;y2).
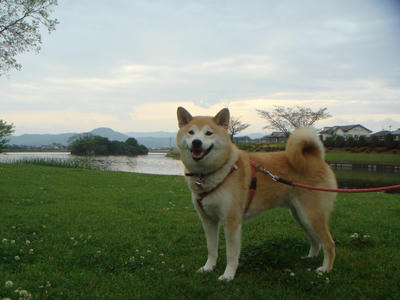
214;108;230;129
177;107;193;128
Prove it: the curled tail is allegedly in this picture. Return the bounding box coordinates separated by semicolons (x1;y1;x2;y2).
286;128;325;173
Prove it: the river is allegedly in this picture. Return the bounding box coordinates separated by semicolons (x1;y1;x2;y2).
0;152;184;176
1;152;399;191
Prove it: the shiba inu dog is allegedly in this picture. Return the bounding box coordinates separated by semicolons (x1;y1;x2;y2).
176;107;337;281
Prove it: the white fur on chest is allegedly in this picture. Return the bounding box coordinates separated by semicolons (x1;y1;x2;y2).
191;188;232;221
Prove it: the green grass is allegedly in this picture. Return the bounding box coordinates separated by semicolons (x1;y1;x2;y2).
325;150;400;164
0;164;399;299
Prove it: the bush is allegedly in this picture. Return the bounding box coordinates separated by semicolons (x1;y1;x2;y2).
334;136;346;148
346;136;356;148
357;136;368;147
323;136;335;148
369;136;380;148
384;133;396;150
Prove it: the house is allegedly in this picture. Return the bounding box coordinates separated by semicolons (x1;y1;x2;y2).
233;136;253;144
261;132;288;144
319;125;372;141
370;130;391;142
391;129;400;141
371;129;400;142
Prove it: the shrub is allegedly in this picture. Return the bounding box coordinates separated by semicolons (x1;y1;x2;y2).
384;133;396;150
334;136;346;148
357;136;368;147
346;136;356;148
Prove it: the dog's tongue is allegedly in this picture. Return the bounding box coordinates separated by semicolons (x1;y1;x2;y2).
192;150;204;159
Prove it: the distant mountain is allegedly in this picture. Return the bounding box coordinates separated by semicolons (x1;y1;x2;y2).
8;133;76;146
91;127;130;142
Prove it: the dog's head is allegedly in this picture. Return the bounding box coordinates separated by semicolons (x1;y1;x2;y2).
176;107;232;172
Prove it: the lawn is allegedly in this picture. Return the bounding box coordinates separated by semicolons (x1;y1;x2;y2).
0;164;399;299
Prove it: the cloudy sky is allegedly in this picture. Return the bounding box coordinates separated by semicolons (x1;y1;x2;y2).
1;0;400;135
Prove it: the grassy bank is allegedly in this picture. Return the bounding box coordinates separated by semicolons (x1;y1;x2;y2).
325;150;400;164
1;164;399;299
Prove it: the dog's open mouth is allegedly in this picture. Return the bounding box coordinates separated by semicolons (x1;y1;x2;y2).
191;145;213;161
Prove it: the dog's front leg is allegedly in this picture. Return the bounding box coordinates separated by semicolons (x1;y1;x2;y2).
198;215;219;273
219;219;242;281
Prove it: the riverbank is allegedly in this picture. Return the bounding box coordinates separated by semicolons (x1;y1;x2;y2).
0;164;399;299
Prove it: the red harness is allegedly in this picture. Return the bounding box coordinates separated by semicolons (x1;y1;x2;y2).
185;160;258;217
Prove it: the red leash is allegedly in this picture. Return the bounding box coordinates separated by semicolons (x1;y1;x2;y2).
249;160;400;193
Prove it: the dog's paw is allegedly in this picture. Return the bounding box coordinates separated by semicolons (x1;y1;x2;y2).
316;266;331;273
218;274;234;281
197;265;215;273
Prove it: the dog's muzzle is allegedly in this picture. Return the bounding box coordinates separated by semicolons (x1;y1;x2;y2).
191;139;213;161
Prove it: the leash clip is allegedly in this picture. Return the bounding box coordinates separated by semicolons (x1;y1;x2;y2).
194;180;206;190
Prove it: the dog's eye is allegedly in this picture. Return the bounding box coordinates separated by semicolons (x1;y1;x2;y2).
205;131;213;136
188;130;195;135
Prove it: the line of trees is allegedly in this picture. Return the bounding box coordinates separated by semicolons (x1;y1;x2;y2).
68;134;148;156
323;134;399;150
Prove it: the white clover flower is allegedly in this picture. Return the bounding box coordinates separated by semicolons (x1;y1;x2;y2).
129;256;135;262
147;250;151;254
11;240;16;245
46;281;51;288
14;255;20;261
290;272;295;277
25;240;31;245
5;280;14;288
17;289;32;299
325;277;330;284
29;249;34;255
2;238;7;244
350;233;359;239
363;234;370;239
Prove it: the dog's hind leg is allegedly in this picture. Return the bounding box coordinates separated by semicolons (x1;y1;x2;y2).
290;198;335;272
289;205;321;258
198;215;220;273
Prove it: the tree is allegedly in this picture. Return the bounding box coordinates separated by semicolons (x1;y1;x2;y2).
384;133;396;150
0;119;15;152
0;0;58;76
228;116;250;141
257;105;331;137
334;135;345;148
68;134;148;156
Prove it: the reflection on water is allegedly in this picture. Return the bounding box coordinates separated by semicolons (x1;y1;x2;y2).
0;152;184;176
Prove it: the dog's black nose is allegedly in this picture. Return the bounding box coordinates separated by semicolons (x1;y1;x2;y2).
192;139;203;149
